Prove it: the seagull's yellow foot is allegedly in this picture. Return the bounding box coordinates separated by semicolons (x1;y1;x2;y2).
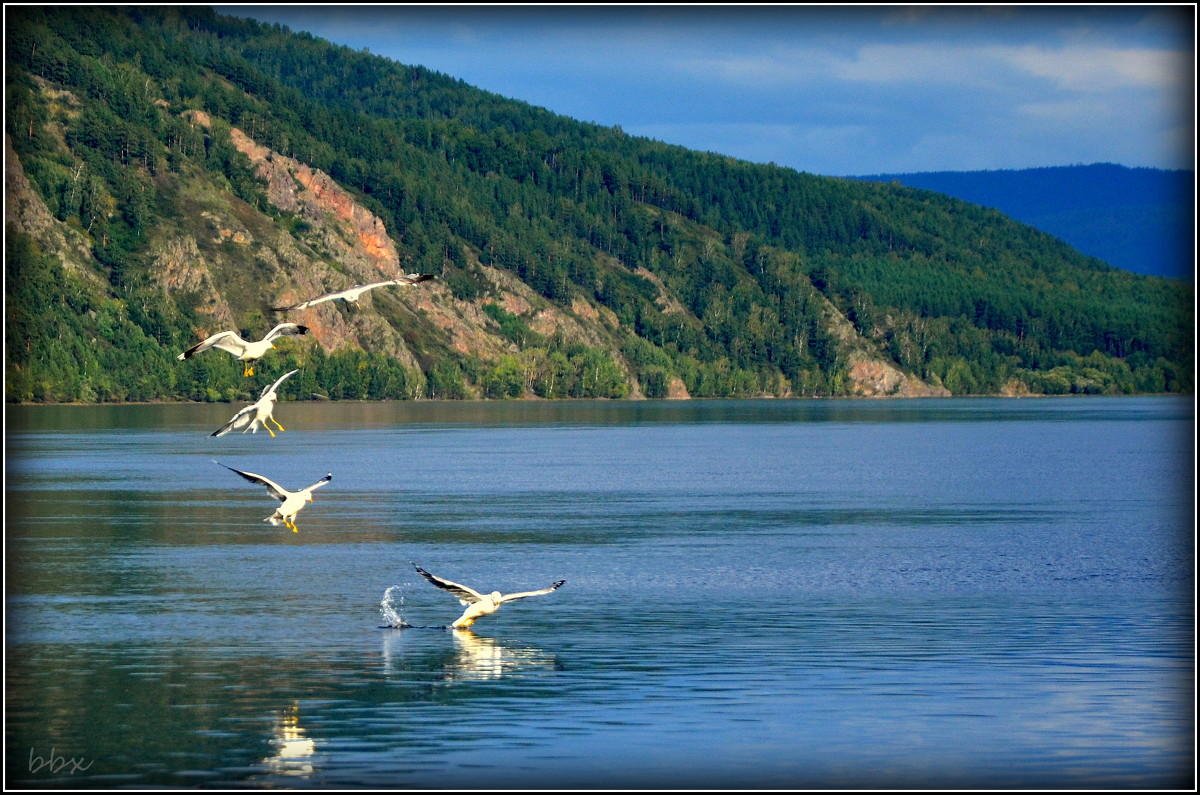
243;365;255;376
267;427;276;438
271;419;286;432
291;525;298;533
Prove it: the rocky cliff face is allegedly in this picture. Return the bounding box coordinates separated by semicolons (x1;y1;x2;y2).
5;135;101;288
190;112;652;394
822;301;950;397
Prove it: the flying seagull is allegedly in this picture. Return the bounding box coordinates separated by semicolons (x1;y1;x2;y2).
178;323;309;376
271;273;435;312
413;564;566;628
216;461;331;533
210;369;299;438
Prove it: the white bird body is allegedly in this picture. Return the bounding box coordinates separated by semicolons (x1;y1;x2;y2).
272;273;434;312
216;462;331;533
179;323;309;376
413;564;565;628
211;369;299;438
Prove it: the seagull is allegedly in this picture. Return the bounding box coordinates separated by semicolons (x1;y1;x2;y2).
215;461;331;533
271;273;435;312
178;323;309;376
210;369;299;438
413;564;565;628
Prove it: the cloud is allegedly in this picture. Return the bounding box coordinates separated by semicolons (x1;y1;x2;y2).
1017;98;1111;122
1000;45;1191;92
833;44;1002;85
690;40;1191;96
676;53;827;87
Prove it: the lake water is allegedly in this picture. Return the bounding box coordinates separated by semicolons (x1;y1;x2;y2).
4;397;1194;789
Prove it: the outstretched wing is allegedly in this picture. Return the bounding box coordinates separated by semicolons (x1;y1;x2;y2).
215;461;289;501
264;322;309;342
305;473;333;493
260;368;300;399
179;330;243;360
272;292;340;311
353;279;402;293
392;273;435;286
210;405;256;437
498;580;567;603
413;564;485;604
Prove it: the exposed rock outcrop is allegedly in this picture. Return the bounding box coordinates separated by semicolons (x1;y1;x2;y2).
822;292;950;397
5;134;103;287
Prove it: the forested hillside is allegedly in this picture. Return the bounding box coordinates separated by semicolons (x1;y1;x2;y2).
5;6;1193;403
848;164;1194;281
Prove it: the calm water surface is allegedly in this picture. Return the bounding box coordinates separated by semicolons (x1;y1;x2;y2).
5;397;1195;789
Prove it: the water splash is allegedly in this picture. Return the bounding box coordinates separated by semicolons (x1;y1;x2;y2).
379;585;411;628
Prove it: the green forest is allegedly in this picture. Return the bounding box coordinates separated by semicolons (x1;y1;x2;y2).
5;6;1194;403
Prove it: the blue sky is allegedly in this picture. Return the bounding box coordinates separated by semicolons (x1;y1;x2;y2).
222;5;1194;177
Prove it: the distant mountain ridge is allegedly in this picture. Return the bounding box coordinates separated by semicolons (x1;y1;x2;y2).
846;164;1194;280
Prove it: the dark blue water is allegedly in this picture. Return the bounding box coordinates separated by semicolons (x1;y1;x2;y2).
5;397;1194;788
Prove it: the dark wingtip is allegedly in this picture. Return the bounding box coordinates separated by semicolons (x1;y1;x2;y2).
554;580;566;588
296;325;310;334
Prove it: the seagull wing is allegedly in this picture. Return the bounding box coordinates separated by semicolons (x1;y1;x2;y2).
392;273;436;285
274;285;366;310
308;289;352;305
210;404;256;437
355;280;400;293
340;280;417;302
271;298;309;312
333;282;390;303
211;335;252;357
413;565;485;604
273;276;431;311
498;580;567;603
264;322;309;342
216;462;290;501
260;368;299;399
179;330;243;360
304;473;333;493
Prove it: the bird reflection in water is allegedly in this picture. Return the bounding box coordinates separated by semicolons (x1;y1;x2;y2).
381;628;559;682
260;702;315;778
447;629;559;681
